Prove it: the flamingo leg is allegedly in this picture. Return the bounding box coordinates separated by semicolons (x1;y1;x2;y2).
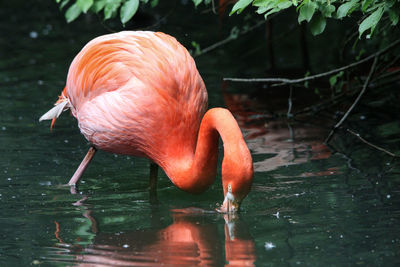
68;146;97;186
149;162;158;192
149;162;158;204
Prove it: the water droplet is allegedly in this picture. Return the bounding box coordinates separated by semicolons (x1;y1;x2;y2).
264;242;276;250
37;80;43;85
7;178;12;181
64;139;69;143
360;115;366;120
387;195;391;199
2;126;6;131
340;235;343;238
29;31;38;38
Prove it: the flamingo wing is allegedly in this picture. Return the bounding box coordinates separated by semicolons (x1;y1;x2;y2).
65;31;208;161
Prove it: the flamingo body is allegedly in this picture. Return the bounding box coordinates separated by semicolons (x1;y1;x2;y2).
41;31;253;212
67;32;207;160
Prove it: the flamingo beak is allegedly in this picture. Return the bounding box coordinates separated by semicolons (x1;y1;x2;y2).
217;184;240;213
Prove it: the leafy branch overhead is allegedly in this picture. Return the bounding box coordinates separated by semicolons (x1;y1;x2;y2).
229;0;400;37
56;0;399;38
56;0;159;25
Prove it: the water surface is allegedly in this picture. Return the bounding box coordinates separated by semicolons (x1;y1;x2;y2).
1;2;399;266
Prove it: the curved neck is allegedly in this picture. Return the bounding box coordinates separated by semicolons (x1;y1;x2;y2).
161;108;251;194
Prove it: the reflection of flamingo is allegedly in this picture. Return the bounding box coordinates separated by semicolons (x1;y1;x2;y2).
52;207;256;266
40;31;253;212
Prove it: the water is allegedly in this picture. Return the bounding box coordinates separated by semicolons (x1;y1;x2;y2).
1;2;400;266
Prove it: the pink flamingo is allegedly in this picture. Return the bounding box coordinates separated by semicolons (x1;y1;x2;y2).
40;31;253;212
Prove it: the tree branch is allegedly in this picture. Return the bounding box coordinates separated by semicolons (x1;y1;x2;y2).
346;129;399;157
223;38;400;86
325;56;378;144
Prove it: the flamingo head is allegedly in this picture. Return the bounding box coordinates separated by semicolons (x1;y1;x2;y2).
217;156;253;213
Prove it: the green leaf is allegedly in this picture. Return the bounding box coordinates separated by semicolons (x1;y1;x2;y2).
320;4;335;18
298;1;317;23
329;75;337;87
278;1;292;9
150;0;159;7
361;0;374;12
265;7;280;18
385;0;396;8
309;14;326;35
104;0;122;20
337;0;359;19
359;6;384;38
296;0;307;11
329;71;343;87
230;0;253;15
92;0;107;12
77;0;93;13
253;0;270;7
65;3;82;23
59;0;70;10
192;0;202;7
191;41;201;56
256;6;269;14
120;0;139;24
389;9;399;26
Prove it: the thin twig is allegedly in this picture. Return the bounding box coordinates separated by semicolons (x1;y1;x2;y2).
347;129;399;157
223;38;400;86
194;17;275;57
325;56;379;144
287;86;293;118
293;91;348;116
211;0;217;14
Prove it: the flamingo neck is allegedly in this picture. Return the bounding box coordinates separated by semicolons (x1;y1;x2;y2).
161;108;251;195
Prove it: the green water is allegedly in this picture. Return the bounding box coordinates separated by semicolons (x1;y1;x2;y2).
1;2;399;266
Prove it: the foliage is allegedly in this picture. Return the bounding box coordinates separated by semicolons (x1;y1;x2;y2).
55;0;159;25
228;0;400;38
56;0;400;38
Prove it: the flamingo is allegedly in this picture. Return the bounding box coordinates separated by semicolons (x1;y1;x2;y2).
40;31;253;212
